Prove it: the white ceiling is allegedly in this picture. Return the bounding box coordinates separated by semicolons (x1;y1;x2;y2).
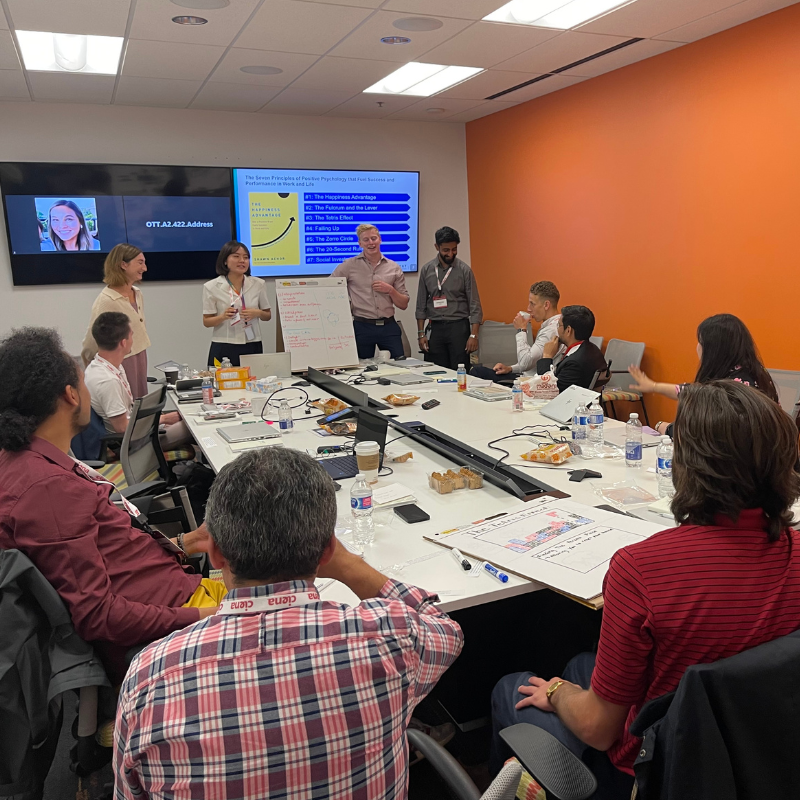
0;0;796;122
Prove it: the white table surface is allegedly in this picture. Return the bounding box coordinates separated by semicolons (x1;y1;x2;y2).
174;363;670;610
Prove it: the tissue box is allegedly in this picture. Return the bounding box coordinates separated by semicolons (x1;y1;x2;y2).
245;377;283;394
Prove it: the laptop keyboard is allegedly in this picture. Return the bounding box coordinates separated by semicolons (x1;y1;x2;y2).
318;454;359;480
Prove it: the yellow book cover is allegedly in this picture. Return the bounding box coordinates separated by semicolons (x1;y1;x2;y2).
249;192;300;266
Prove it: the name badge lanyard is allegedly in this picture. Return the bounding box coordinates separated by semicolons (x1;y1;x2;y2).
227;277;256;340
94;355;133;408
71;458;187;560
218;589;321;616
433;266;452;309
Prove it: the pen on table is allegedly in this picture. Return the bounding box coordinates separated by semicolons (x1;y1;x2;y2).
483;562;510;583
471;512;508;525
450;548;471;571
437;379;458;383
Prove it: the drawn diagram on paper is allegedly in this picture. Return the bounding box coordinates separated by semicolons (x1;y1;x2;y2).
500;510;594;553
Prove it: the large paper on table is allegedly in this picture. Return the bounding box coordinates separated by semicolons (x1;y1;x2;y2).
276;278;359;371
424;496;668;604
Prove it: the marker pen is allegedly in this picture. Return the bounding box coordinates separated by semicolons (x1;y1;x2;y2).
483;562;509;583
451;548;471;571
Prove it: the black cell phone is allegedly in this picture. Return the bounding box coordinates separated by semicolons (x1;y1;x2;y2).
394;503;430;524
423;370;446;375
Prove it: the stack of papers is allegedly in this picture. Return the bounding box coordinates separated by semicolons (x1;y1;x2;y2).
372;483;415;508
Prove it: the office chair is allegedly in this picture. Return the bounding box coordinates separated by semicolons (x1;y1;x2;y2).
120;384;174;488
589;360;613;392
598;340;650;425
766;368;800;418
70;408;123;464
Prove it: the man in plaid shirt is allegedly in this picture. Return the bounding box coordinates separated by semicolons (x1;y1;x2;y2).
114;447;464;799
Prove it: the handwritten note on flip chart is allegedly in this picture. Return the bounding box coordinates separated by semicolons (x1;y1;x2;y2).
276;278;359;371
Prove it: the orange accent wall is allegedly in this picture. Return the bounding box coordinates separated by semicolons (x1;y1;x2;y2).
466;4;800;424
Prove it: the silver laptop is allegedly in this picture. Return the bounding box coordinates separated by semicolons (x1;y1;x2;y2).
539;384;600;424
216;421;282;443
240;352;293;379
389;372;434;386
463;386;512;402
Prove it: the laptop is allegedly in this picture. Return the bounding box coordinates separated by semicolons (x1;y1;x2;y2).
539;384;600;424
389;372;434;386
317;408;389;481
216;421;282;444
176;378;221;403
463;385;512;402
240;352;293;379
307;367;391;411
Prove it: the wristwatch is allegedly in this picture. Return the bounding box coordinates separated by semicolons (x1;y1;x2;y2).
469;334;477;339
546;680;565;701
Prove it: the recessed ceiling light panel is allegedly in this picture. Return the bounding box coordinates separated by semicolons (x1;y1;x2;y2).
364;62;483;97
171;15;209;25
381;36;411;45
240;65;283;75
170;0;229;8
16;30;124;75
393;17;444;32
484;0;638;29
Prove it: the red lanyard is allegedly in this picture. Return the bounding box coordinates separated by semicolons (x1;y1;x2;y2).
218;589;320;616
94;355;133;407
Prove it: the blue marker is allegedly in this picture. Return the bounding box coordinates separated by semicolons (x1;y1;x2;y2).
483;562;509;583
437;378;458;383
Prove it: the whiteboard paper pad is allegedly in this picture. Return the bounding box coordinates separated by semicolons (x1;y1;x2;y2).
276;278;359;371
424;496;668;602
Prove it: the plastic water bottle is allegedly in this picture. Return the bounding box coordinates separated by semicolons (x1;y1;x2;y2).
657;436;674;497
625;412;643;468
457;363;467;392
179;363;190;380
220;357;232;369
278;399;293;433
512;379;524;412
587;402;605;457
350;473;375;547
201;375;214;405
572;402;589;454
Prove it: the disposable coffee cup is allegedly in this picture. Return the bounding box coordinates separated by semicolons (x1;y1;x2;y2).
355;440;380;483
378;349;391;362
164;368;178;385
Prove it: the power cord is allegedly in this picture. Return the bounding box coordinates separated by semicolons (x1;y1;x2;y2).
486;425;566;469
258;387;325;422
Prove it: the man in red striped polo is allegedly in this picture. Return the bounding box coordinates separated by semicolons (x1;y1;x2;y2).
491;380;800;793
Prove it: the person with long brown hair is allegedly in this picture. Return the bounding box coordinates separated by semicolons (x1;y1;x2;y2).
81;244;150;398
490;381;800;793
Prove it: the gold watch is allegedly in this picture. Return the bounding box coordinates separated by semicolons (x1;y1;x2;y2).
546;680;565;701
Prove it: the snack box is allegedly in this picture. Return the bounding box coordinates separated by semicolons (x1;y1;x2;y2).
216;366;251;382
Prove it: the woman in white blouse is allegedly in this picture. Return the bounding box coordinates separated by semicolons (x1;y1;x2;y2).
202;241;271;367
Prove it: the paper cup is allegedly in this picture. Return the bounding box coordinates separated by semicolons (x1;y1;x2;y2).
378;349;391;362
355;440;380;483
164;368;178;385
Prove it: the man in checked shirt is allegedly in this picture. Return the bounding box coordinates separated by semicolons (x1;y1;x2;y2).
114;447;464;800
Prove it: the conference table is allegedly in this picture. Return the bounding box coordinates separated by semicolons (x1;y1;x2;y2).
174;362;670;614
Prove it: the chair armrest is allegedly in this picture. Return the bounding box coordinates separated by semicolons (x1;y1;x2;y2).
499;723;597;800
111;480;167;502
407;729;481;800
82;461;106;469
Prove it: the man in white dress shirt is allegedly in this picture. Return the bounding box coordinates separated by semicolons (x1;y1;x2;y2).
85;312;192;449
471;281;565;382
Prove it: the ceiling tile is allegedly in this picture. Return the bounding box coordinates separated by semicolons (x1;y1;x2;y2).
130;0;260;47
447;100;519;122
437;68;543;99
652;0;799;43
289;56;399;93
329;11;471;62
260;87;355;115
235;1;373;55
581;0;742;38
324;92;419;118
0;6;7;29
122;40;225;81
419;21;561;69
496;30;631;73
383;0;503;20
190;81;281;111
386;96;486;120
0;68;29;100
294;0;384;6
5;0;130;37
209;48;318;86
114;75;201;108
495;72;587;103
0;30;21;70
559;37;684;77
28;72;115;104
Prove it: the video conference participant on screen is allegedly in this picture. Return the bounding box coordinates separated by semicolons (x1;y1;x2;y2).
44;199;100;252
202;241;271;368
332;224;410;360
81;244;151;399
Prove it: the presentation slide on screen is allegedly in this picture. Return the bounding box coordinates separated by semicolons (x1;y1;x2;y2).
4;195;232;254
233;168;419;277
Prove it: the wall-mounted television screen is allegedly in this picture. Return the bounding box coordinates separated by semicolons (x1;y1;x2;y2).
0;162;234;286
232;168;419;277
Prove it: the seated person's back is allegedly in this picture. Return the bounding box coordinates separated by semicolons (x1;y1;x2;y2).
114;447;464;800
536;304;606;392
0;327;218;680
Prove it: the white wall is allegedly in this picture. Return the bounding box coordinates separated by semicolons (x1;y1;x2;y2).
0;101;470;369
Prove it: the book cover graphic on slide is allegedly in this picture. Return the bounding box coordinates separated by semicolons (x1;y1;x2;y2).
249;193;299;267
